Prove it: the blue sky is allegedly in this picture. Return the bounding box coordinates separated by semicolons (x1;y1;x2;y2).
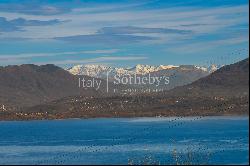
0;0;249;68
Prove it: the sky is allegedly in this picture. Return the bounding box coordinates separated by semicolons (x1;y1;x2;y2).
0;0;249;68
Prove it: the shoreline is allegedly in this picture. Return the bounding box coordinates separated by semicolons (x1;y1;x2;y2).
0;114;248;122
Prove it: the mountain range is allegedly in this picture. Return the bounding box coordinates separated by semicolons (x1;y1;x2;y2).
67;64;219;77
0;58;247;120
64;58;249;117
67;64;219;91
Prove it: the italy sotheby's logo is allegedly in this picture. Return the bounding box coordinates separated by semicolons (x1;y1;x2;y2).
79;71;170;93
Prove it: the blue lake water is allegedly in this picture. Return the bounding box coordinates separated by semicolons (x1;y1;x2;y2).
0;117;249;165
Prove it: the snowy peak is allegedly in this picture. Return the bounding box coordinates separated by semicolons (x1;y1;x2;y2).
130;64;179;75
68;64;111;77
67;65;83;75
158;65;179;70
208;64;219;73
195;66;208;72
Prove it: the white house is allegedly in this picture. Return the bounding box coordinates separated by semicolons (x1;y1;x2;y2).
1;104;6;111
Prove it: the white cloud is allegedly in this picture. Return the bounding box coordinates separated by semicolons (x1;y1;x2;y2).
81;49;120;54
0;4;248;42
39;56;148;65
0;49;120;60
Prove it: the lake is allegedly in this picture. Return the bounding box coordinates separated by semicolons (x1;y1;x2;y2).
0;117;249;165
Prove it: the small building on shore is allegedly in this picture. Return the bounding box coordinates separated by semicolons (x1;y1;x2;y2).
0;104;6;112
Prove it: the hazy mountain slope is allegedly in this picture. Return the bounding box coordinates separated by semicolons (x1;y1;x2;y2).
164;58;249;97
0;64;100;110
148;65;210;90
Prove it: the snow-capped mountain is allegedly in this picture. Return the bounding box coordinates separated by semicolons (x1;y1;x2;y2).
67;64;181;77
208;64;219;73
68;64;111;78
128;64;179;75
67;64;221;91
67;64;218;77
